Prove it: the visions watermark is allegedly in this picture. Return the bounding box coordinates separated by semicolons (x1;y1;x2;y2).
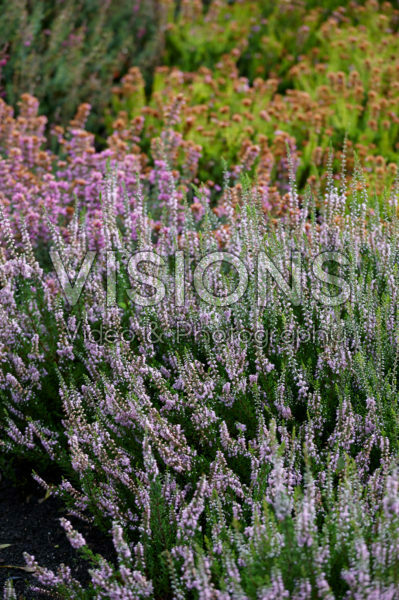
50;248;351;309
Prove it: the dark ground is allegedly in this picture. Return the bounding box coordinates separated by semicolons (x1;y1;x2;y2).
0;472;116;599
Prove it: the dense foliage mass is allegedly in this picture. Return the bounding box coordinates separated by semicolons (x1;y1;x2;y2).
2;157;399;599
0;0;165;128
1;0;399;599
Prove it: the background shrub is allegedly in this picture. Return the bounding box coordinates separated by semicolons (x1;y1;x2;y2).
0;0;166;131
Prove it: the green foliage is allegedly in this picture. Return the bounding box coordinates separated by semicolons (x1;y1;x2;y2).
107;0;399;190
0;0;165;129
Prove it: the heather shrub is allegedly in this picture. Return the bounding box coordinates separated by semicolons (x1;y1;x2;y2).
0;92;300;252
0;0;166;130
164;0;398;82
108;0;399;187
2;2;399;597
1;157;399;597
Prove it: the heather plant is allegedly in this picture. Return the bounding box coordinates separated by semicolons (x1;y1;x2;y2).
0;0;166;130
163;0;398;82
2;3;399;596
163;0;343;79
0;92;300;252
109;0;399;188
1;155;399;597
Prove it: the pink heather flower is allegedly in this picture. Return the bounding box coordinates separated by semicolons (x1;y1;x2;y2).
60;518;86;549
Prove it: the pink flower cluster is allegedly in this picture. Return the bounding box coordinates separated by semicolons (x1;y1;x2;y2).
1;134;399;597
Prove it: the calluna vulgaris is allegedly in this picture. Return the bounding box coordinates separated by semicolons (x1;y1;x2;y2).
1;140;399;598
1;1;399;597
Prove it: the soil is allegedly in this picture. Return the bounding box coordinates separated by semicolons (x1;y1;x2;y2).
0;472;116;599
